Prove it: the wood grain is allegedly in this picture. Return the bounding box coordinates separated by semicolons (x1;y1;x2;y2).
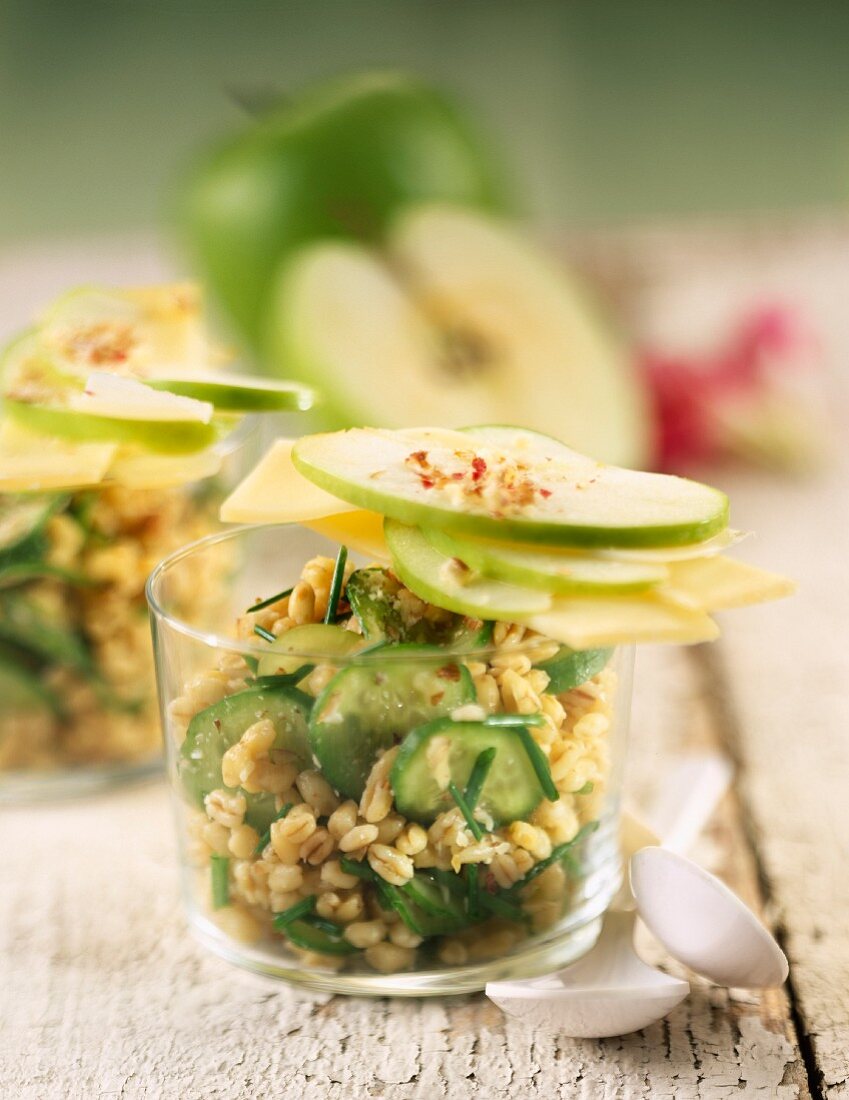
0;644;812;1099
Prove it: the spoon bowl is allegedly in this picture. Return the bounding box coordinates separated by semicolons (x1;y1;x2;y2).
630;847;789;988
486;911;689;1038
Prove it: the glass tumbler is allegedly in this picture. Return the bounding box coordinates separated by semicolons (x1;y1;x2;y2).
148;524;633;996
0;422;257;801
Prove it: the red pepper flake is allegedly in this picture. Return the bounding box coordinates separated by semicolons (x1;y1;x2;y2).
539;488;552;499
420;478;434;489
471;456;487;482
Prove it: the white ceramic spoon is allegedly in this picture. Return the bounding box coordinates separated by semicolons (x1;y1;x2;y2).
630;848;789;989
486;754;732;1038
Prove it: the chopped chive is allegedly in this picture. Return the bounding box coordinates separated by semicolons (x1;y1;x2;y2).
515;726;559;801
448;781;483;841
253;624;276;643
466;863;481;920
483;712;546;728
323;545;348;624
464;747;496;811
306;915;347;937
477;889;525;923
339;855;376;881
574;780;594;796
506;821;599;896
272;895;317;929
210;854;230;909
246;586;293;614
253;802;293;855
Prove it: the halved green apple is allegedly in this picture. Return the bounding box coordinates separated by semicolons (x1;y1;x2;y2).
424;526;667;594
384;519;551;619
269;204;648;467
147;372;316;412
292;426;729;548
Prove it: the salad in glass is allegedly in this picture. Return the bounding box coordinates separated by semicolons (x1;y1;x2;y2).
0;284;314;796
149;425;792;994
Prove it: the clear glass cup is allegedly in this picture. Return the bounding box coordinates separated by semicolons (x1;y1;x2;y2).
148;524;633;996
0;421;258;802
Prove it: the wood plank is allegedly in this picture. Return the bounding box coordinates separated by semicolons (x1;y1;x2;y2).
696;444;849;1099
0;645;810;1098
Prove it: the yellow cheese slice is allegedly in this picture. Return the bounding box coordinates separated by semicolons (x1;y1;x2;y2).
662;555;796;611
305;510;390;561
520;594;719;648
105;446;223;489
0;418;116;491
220;438;356;524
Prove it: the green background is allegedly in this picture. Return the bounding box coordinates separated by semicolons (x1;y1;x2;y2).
2;0;849;247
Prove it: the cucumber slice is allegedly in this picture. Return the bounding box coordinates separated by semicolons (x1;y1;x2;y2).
424;526;666;594
346;566;493;648
308;645;475;799
380;878;468;938
255;623;364;678
179;683;312;831
148;373;316;412
282;918;359;956
0;656;59;719
535;646;612;694
0;595;92;671
391;717;549;826
292;426;729;548
384;520;551;620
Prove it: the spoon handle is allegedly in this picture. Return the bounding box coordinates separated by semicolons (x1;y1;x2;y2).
647;753;733;855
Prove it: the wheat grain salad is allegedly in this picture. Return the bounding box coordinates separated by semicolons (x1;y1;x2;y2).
166;541;626;979
0;283;314;794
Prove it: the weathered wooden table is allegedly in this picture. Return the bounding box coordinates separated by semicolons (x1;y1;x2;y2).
1;454;845;1100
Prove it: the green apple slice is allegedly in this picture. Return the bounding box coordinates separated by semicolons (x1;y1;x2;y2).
384;518;551;620
593;528;748;563
269;204;648;467
662;556;796;612
519;595;719;648
220;438;356;524
424;526;667;594
147;372;316;412
292;426;729;548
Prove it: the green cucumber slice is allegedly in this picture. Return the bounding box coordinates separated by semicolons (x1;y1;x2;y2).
384;521;551;620
148;373;316;412
423;526;666;594
379;878;468;938
391;716;549;826
308;645;475;799
292;426;729;548
179;683;312;831
281;918;359;956
255;623;364;677
535;646;612;693
346;566;493;647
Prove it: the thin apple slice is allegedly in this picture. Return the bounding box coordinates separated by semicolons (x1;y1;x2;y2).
305;511;389;561
594;528;748;563
661;556;796;612
147;372;316;412
220;438;356;524
0;420;116;492
384;519;551;619
292;426;729;548
424;526;666;593
4;374;217;455
519;595;719;648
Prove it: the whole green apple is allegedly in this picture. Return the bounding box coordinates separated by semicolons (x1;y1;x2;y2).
180;71;507;349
